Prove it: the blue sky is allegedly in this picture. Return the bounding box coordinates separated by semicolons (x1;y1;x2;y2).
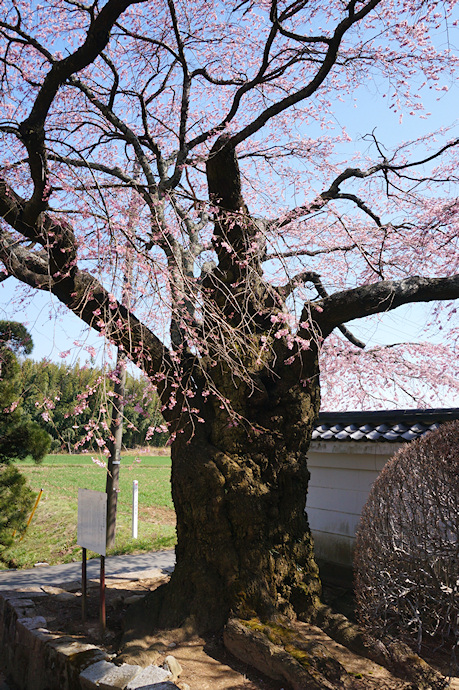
0;283;114;366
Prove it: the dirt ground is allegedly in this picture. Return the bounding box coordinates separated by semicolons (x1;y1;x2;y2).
24;575;459;690
30;574;285;690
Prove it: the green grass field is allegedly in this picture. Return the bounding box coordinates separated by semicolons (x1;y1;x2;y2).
1;453;175;570
17;453;172;467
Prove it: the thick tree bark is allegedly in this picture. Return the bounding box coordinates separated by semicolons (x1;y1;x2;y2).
125;351;322;634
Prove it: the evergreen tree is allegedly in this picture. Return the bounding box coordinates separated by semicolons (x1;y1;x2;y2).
0;322;50;464
0;322;50;547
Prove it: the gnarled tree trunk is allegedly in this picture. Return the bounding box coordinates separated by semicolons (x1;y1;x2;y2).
127;353;322;634
122;356;448;689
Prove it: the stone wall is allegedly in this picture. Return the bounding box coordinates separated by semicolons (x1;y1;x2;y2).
0;590;179;690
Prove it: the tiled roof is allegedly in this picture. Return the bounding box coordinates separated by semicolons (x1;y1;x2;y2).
312;408;459;443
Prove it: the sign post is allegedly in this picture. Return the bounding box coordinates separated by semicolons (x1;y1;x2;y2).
82;547;87;623
77;489;107;634
100;555;105;633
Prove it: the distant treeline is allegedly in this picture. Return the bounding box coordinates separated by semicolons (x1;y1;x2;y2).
19;359;168;453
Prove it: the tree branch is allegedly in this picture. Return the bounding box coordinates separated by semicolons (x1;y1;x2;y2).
264;244;357;261
17;0;146;228
282;271;365;347
0;227;171;382
312;275;459;339
188;0;382;152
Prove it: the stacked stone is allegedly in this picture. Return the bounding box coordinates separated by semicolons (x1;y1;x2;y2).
0;590;185;690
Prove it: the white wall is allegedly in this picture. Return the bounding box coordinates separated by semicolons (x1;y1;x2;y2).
306;440;403;569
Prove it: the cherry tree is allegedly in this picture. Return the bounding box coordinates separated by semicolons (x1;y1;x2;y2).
0;0;458;671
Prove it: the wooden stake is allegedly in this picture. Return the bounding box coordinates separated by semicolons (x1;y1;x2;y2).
100;555;106;635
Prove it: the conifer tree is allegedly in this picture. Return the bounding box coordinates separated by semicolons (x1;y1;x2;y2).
0;322;50;546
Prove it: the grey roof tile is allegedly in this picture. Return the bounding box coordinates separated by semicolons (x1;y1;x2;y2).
392;423;409;433
335;430;351;440
382;430;400;441
312;409;459;443
345;424;360;433
401;430;420;441
410;423;427;433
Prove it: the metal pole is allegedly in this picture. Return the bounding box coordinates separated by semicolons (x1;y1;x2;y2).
100;555;106;634
82;548;87;624
132;480;138;539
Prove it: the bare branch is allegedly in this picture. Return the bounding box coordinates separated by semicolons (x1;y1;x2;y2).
187;0;382;151
160;0;191;190
313;275;459;338
264;243;357;261
281;270;366;347
67;74;159;194
278;270;324;300
337;324;366;349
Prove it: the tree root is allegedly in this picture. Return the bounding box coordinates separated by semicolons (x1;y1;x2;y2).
312;603;449;689
119;578;449;689
223;614;449;690
224;617;339;690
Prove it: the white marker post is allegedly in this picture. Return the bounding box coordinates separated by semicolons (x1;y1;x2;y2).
132;480;138;539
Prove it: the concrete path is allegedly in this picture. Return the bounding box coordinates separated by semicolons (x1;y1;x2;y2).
0;550;175;591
